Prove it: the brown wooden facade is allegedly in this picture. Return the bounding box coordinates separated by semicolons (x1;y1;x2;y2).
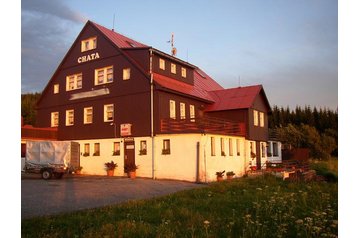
36;21;271;150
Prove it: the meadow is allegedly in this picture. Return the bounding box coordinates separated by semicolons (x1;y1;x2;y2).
22;169;337;238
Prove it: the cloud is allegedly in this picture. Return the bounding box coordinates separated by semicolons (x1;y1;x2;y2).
21;0;86;92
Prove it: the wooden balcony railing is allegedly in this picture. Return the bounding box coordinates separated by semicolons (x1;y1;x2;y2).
21;126;58;140
160;117;246;136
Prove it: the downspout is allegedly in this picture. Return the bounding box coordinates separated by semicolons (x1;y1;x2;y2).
149;48;155;179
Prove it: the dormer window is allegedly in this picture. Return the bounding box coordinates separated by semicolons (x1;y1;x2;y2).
81;37;97;52
171;63;176;74
181;68;187;78
159;58;165;70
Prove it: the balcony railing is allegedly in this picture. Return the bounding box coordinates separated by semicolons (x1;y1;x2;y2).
21;126;58;140
160;117;246;136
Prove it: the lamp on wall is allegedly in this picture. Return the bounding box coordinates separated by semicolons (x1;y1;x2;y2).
110;122;117;138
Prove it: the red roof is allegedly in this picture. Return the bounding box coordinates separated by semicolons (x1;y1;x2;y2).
91;21;148;48
153;69;223;102
206;85;264;111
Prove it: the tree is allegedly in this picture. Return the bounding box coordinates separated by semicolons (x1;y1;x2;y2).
21;92;41;126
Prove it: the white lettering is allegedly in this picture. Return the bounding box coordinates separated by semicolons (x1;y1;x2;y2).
77;52;100;64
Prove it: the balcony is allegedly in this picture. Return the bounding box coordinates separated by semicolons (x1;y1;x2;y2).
160;116;246;136
21;126;58;141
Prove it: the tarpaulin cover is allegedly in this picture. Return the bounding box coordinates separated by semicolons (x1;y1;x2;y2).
26;141;71;167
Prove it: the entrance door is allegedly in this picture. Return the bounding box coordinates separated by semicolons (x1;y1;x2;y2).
124;139;135;172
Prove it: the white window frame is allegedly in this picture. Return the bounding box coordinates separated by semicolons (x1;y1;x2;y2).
229;138;233;156
189;105;195;122
81;36;97;52
273;142;279;156
171;63;176;74
66;109;74;126
159;58;165;70
123;68;131;80
261;142;266;158
95;66;113;85
221;138;225;156
113;142;120;155
51;112;59;127
53;84;59;94
259;112;264;127
253;110;259;126
104;104;114;122
180;102;186;119
83;107;93;124
66;73;82;91
236;139;241;156
181;67;187;78
169;100;176;119
94;143;100;156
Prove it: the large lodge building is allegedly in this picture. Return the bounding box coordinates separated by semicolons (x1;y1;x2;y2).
35;21;272;182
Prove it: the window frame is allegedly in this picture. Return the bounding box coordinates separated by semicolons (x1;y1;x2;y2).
66;73;82;91
221;138;226;156
180;102;186;119
273;142;279;156
53;84;59;94
139;140;147;155
104;104;114;122
253;110;259;126
81;36;97;52
95;66;113;85
123;68;131;80
189;105;195;122
170;63;176;74
211;137;216;156
66;109;74;126
84;143;90;156
162;139;171;155
236;139;241;156
113;142;120;156
259;112;264;127
169;100;176;119
93;143;100;156
159;58;165;70
83;107;93;124
229;138;233;156
51;112;59;127
181;67;187;78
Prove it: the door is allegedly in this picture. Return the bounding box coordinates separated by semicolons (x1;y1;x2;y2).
124;138;135;172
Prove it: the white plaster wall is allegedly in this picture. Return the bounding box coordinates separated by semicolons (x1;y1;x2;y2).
200;134;247;182
153;134;201;182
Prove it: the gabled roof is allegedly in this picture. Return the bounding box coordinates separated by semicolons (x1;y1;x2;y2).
206;85;271;112
91;21;149;48
153;68;224;102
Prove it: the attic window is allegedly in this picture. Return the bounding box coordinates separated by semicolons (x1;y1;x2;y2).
197;70;206;78
126;41;136;47
81;37;97;52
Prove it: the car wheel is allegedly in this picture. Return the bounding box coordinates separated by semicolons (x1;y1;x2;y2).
42;170;52;180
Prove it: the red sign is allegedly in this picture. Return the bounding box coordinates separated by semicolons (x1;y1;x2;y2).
120;124;132;136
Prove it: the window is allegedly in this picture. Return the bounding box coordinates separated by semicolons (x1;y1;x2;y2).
259;112;264;127
95;66;113;85
169;100;176;119
250;142;256;158
123;68;131;80
66;109;74;126
273;142;278;156
236;139;241;156
253;110;259;126
211;137;216;156
81;37;97;52
51;112;59;127
93;143;100;156
171;63;176;74
261;142;266;158
140;140;147;155
159;58;165;70
83;107;93;124
221;138;225;156
84;143;90;156
53;84;59;94
66;73;82;91
189;105;195;122
181;67;187;78
104;104;114;122
229;138;233;156
180;103;186;119
162;139;170;154
113;142;120;155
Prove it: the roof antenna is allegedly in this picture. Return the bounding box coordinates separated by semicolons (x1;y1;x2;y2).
112;14;115;31
167;33;177;56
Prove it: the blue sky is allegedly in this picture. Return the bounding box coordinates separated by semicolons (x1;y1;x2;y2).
21;0;338;110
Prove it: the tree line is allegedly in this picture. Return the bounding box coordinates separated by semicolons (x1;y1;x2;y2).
269;105;338;159
21;92;41;126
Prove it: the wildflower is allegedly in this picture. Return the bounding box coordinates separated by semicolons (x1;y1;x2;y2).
203;220;210;226
304;217;313;223
295;219;304;225
256;187;262;191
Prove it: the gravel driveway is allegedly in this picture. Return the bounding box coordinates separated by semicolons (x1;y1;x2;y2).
21;174;205;219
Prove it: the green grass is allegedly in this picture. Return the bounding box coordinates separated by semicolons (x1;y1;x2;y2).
309;157;338;182
22;175;338;238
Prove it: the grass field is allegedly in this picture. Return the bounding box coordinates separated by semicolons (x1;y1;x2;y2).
22;171;337;238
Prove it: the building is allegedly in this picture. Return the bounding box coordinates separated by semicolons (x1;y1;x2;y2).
36;20;272;182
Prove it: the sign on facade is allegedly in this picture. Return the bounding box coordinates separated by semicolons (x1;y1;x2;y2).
120;124;132;136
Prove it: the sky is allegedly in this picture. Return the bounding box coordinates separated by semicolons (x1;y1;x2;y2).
21;0;338;110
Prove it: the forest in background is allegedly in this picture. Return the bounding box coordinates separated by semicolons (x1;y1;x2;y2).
21;93;338;159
